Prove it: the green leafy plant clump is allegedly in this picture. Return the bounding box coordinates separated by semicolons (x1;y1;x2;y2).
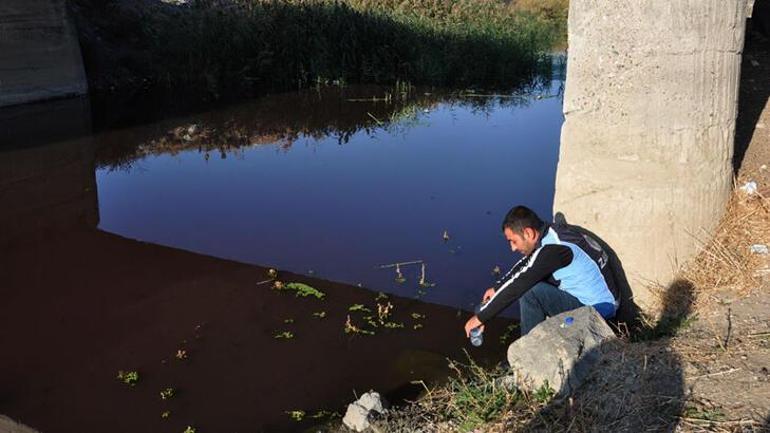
284;282;326;299
160;387;176;400
116;370;140;386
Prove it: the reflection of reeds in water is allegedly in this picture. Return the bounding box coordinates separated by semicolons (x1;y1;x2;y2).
96;82;552;169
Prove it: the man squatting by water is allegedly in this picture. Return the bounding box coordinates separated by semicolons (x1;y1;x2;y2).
464;206;619;338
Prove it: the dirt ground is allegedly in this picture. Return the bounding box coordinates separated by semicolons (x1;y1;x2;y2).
670;34;770;432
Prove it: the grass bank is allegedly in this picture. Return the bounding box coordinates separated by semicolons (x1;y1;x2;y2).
71;0;564;100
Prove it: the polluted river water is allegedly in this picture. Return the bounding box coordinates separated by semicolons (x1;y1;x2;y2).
0;71;564;432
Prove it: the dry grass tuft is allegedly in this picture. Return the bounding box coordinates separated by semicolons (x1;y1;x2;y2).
677;174;770;310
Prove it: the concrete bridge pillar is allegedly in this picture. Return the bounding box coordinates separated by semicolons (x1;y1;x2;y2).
554;0;748;310
0;0;88;107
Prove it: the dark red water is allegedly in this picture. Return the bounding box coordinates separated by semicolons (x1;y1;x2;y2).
0;77;564;433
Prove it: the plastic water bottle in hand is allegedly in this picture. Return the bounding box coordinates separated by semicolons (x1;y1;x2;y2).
469;327;484;347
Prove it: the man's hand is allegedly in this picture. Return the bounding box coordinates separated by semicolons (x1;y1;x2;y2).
464;315;484;338
482;287;495;303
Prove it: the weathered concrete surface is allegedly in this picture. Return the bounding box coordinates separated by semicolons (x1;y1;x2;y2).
0;0;88;107
554;0;748;310
507;306;615;397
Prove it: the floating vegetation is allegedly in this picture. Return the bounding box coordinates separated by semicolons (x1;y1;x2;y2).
499;323;520;346
182;427;196;433
349;304;372;313
375;292;389;301
274;331;295;339
116;370;139;386
413;323;424;330
411;312;426;320
286;410;306;421
383;321;405;329
395;264;406;284
312;311;327;319
363;315;379;328
310;410;339;419
377;302;394;323
161;410;171;419
416;289;427;298
345;315;375;336
160;387;176;400
175;349;188;360
284;318;295;324
285;282;326;299
419;263;436;288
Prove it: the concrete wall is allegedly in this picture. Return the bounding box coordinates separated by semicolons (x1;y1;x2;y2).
0;0;88;107
554;0;747;309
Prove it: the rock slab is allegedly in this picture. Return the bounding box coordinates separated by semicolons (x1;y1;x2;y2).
507;306;615;396
342;391;388;432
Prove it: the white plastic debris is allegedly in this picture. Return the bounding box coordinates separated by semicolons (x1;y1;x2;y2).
740;181;758;195
750;244;769;255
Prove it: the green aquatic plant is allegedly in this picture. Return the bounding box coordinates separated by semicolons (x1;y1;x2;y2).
284;318;295;324
345;315;375;336
274;331;295;339
116;370;139;386
160;387;176;400
286;410;306;421
182;427;196;433
376;302;393;323
383;321;405;329
375;292;389;301
310;410;338;419
413;323;424;330
161;410;171;419
348;304;372;313
312;311;327;319
285;282;326;299
411;312;425;320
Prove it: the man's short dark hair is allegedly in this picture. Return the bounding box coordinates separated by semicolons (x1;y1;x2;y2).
501;206;544;234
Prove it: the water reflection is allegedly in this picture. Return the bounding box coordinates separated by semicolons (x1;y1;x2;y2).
93;82;565;312
0;96;516;433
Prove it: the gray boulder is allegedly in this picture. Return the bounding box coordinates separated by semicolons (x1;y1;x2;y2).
507;306;616;397
342;391;388;432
